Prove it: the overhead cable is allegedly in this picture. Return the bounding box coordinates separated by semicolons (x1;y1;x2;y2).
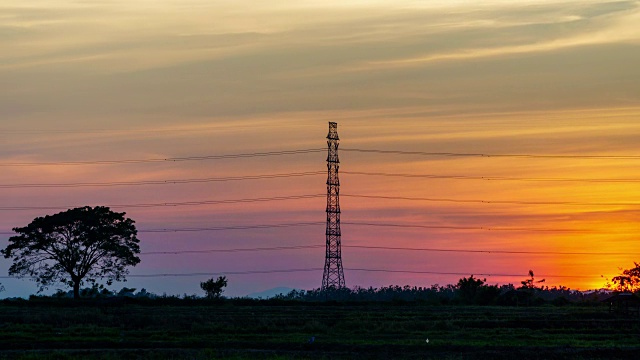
341;148;640;160
0;148;324;167
137;244;629;256
342;194;640;207
0;194;324;211
0;171;324;189
342;171;640;184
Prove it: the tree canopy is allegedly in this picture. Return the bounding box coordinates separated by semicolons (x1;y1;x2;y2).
2;206;141;299
608;262;640;293
200;276;228;299
456;275;500;305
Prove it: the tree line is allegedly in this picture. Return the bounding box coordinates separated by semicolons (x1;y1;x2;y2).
275;274;618;306
1;206;639;301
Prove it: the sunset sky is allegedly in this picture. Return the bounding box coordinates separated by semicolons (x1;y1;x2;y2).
1;0;640;298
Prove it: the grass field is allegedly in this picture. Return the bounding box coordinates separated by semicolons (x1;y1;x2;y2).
0;300;638;359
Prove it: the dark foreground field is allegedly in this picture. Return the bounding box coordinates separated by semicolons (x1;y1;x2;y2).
0;300;638;359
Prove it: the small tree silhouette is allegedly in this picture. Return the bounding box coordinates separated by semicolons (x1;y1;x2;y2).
200;276;228;299
520;270;545;290
515;270;547;306
607;262;640;293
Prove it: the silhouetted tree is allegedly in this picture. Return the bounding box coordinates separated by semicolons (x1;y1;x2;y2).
1;206;141;299
520;270;545;290
456;275;500;305
200;276;227;299
457;275;485;304
515;270;547;306
607;262;640;293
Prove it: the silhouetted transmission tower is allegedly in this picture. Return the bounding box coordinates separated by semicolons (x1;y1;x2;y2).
321;122;346;290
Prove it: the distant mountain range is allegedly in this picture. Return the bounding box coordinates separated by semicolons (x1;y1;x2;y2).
244;287;299;299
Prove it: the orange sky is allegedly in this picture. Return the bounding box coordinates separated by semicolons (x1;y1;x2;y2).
1;1;639;297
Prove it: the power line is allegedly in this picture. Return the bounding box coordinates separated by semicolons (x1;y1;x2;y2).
3;170;639;189
2;191;636;212
101;268;605;279
342;148;640;160
343;245;630;256
137;244;629;256
0;194;325;211
342;194;640;207
1;234;622;258
0;148;324;167
128;268;323;278
141;245;324;255
343;221;590;233
342;171;640;184
346;268;596;279
139;221;590;234
0;267;605;279
5;146;640;167
138;222;325;234
0;219;613;235
0;268;608;280
0;171;324;189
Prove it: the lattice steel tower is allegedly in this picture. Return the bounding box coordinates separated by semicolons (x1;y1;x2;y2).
322;122;346;290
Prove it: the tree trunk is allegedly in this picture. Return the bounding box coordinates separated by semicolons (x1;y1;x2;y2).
73;280;80;299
